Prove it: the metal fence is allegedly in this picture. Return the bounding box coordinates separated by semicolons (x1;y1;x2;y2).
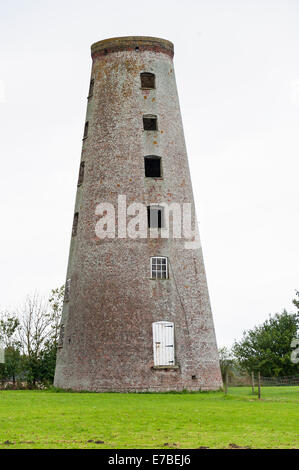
228;373;299;387
259;374;299;386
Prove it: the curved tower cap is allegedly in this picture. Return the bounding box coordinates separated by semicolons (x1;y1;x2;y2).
91;36;174;58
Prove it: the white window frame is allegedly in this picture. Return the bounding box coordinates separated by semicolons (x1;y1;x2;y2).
150;256;168;279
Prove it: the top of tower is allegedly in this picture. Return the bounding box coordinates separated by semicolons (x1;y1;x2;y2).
91;36;174;59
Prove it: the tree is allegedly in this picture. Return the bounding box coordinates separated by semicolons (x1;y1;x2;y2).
0;313;22;386
218;347;236;382
39;286;64;385
233;305;299;377
293;290;299;312
18;292;53;387
0;286;64;388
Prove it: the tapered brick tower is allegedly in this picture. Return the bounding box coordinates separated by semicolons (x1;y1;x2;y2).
54;36;222;392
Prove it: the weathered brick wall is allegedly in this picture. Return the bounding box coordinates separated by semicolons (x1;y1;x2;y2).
54;36;223;392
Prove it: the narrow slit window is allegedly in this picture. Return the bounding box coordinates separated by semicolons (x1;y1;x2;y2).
150;256;168;279
143;115;157;131
147;206;164;228
88;79;94;98
152;321;175;366
141;72;155;89
83;121;89;139
77;161;85;186
144;156;161;177
72;212;79;237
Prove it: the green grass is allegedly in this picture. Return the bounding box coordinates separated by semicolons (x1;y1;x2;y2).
0;387;298;449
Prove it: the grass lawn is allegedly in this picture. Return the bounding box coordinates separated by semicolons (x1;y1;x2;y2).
0;386;298;449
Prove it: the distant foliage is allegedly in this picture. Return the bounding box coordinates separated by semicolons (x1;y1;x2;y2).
233;293;299;377
0;286;64;388
218;347;236;381
0;313;22;385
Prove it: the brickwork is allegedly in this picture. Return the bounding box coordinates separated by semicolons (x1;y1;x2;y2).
54;36;223;392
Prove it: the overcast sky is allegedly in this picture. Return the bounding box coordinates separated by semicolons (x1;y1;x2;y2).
0;0;298;348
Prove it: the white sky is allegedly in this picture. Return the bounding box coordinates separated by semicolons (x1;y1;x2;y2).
0;0;298;348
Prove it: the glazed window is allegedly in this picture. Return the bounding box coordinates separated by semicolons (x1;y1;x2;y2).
150;257;168;279
144;156;161;178
147;206;164;228
152;321;174;366
141;72;155;89
72;212;79;237
88;79;94;98
77;161;85;186
143;115;157;131
83;121;89;139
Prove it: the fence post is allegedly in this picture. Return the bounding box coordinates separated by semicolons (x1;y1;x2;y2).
251;371;254;394
224;369;228;395
258;371;261;399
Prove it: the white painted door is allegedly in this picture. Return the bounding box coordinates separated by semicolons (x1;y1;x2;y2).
152;321;175;366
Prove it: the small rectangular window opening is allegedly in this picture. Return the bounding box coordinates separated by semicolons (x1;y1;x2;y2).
151;257;168;279
141;72;155;89
88;79;94;98
147;206;164;228
143;115;157;131
72;212;79;237
144;156;161;178
77;161;85;186
83;121;89;139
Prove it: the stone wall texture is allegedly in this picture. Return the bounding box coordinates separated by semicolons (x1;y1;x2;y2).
54;36;223;392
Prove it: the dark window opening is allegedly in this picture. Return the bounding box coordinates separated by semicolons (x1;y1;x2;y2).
77;161;85;186
192;375;197;380
135;46;139;51
144;156;161;177
141;72;155;89
143;115;157;131
88;79;94;97
147;206;164;228
83;121;89;139
58;324;65;348
104;49;108;55
72;212;79;237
